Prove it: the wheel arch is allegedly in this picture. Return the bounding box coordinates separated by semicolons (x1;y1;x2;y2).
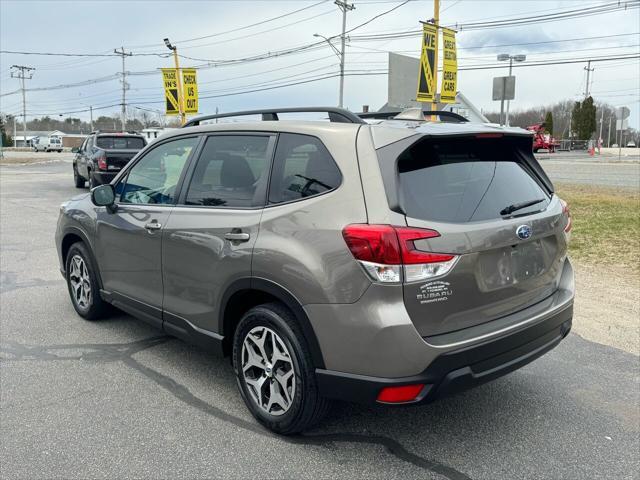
220;278;326;369
61;227;103;289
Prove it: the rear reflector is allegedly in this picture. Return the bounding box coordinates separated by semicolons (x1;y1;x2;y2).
342;224;458;283
377;384;425;403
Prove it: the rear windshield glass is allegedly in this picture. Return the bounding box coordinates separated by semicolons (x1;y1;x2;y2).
397;137;550;222
96;136;145;149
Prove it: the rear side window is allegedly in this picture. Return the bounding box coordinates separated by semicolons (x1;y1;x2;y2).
184;135;271;208
268;133;341;204
397;137;550;222
96;136;145;149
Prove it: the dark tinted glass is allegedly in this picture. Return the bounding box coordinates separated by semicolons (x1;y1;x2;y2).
269;133;341;204
185;135;271;208
96;136;145;149
398;137;550;222
121;137;196;204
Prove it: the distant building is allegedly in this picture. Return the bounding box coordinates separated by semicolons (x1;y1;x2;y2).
13;130;66;148
141;127;177;143
12;130;87;148
379;52;489;123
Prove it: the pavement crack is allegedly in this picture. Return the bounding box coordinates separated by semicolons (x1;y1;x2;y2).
1;337;471;480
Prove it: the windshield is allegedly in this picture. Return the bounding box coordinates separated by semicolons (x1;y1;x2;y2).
397;136;550;223
96;136;145;150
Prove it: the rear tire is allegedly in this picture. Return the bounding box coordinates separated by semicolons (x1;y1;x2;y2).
88;170;96;189
65;242;110;320
232;302;331;435
73;164;85;188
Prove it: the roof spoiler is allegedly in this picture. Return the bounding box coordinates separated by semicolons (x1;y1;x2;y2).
358;108;469;123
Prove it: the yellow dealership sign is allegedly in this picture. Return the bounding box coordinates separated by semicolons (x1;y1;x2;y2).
440;28;457;103
161;68;180;116
416;23;437;103
182;68;198;114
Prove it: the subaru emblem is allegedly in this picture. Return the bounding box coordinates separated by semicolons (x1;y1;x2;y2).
516;225;532;240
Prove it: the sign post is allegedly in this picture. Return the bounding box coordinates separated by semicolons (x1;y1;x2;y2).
616;106;630;159
492;76;515;125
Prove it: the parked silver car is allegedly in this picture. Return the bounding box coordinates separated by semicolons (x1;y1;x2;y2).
55;107;574;434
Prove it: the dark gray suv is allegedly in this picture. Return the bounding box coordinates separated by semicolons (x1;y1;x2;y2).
55;107;574;434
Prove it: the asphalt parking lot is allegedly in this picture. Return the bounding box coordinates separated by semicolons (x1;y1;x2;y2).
1;159;639;480
535;150;640;189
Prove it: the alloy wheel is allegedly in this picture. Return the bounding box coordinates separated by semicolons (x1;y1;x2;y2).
68;254;92;309
241;326;296;416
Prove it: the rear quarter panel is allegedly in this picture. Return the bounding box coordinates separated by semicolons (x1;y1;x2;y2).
252;127;371;305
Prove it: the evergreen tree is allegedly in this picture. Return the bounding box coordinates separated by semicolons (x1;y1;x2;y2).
544;111;554;136
0;117;13;147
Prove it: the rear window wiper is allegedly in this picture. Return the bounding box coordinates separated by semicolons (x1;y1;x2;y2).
500;198;545;216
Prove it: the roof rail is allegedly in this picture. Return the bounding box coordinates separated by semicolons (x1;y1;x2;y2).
357;109;469;123
89;130;142;135
183;107;365;127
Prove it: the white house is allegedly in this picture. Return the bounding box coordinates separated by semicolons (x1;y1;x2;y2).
141;127;176;143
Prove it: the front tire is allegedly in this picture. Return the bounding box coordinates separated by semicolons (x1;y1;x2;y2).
65;242;110;320
232;303;331;435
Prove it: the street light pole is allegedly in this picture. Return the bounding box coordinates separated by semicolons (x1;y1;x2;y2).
497;54;525;127
335;1;354;107
505;57;513;126
164;38;186;125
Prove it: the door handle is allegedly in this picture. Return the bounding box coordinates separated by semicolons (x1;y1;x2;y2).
145;221;162;232
224;231;250;242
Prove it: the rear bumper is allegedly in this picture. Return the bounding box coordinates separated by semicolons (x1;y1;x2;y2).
316;298;572;405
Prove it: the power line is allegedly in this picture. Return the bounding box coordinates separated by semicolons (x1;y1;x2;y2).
124;0;330;49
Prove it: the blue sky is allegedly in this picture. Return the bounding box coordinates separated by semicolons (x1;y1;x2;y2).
1;0;639;128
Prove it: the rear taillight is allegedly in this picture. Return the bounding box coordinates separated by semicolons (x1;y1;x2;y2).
97;152;107;171
560;198;572;237
342;224;458;283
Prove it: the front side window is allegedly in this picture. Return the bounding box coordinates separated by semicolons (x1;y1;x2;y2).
120;136;197;205
184;135;271;208
268;133;341;204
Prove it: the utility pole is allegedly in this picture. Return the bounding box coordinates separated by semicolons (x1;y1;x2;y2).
568;111;572;151
432;0;440;117
89;105;94;131
10;65;35;148
584;61;594;97
335;0;355;108
607;116;612;147
114;47;132;131
164;38;186;125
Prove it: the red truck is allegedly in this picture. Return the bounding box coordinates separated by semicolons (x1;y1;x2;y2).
527;122;559;153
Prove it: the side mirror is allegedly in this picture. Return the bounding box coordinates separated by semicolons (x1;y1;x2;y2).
91;184;116;212
71;147;79;153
